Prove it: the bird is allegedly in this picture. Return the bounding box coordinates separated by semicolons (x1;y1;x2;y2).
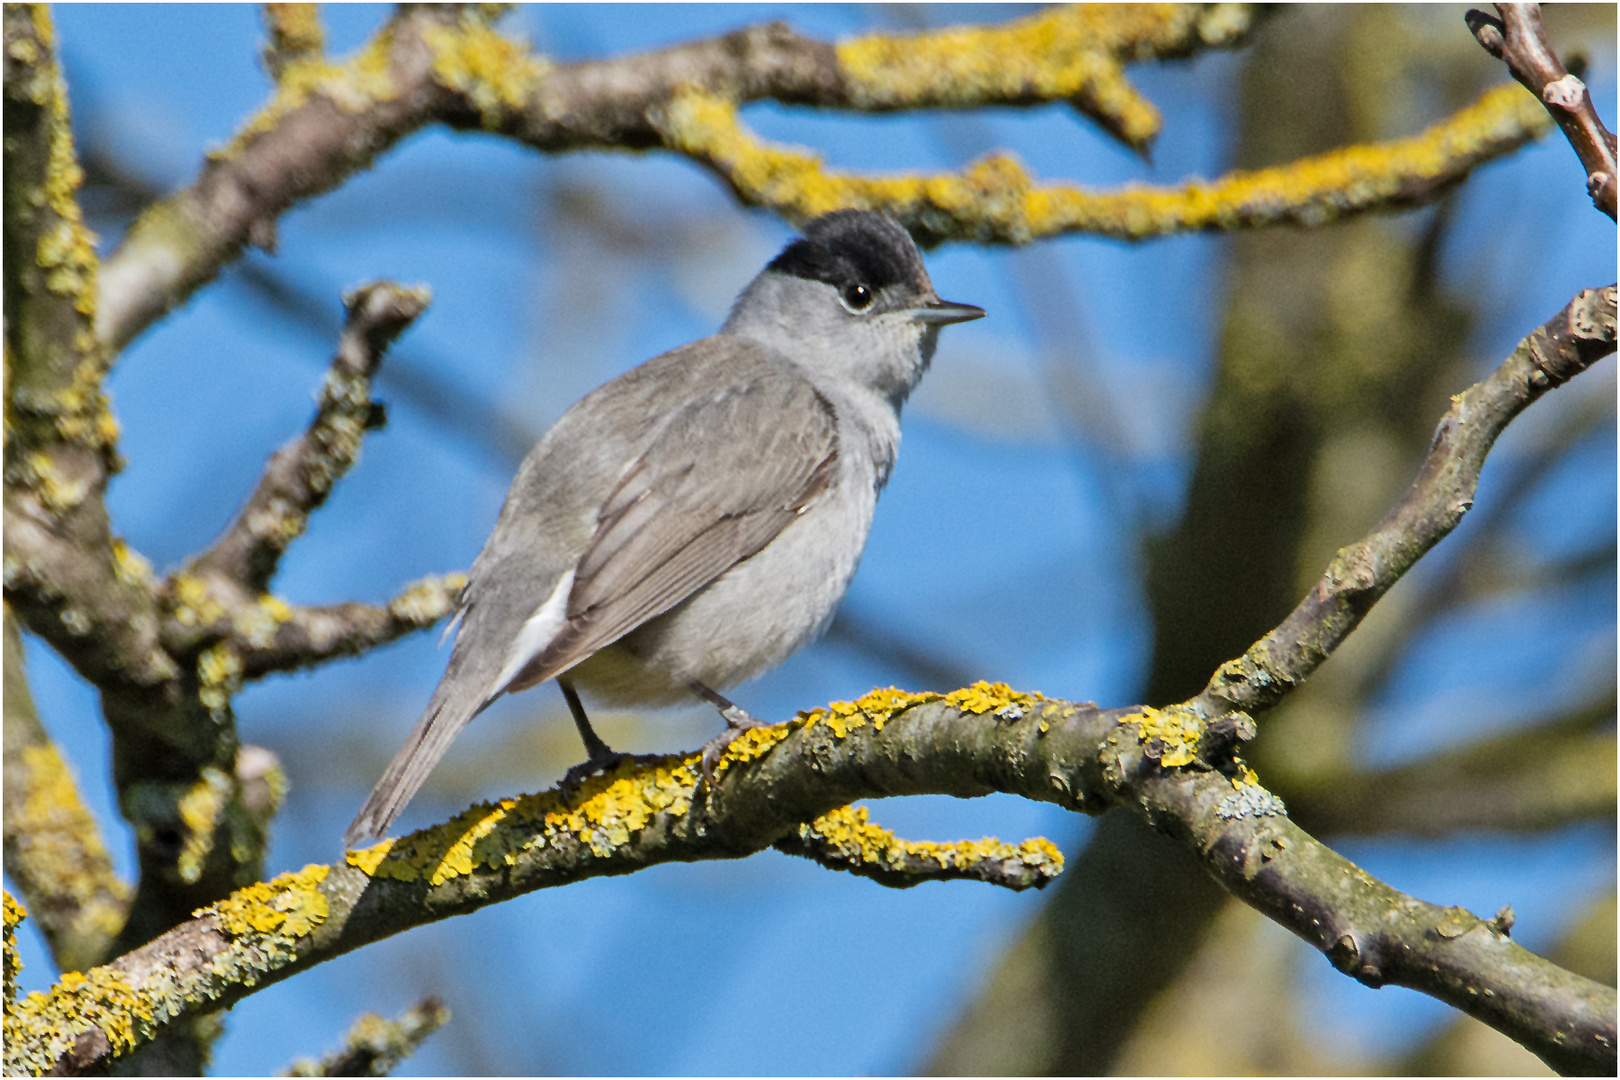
344;209;984;847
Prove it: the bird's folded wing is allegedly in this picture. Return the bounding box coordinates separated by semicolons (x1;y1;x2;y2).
502;368;838;693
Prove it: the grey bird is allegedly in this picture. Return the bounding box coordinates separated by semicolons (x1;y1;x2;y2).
344;210;983;848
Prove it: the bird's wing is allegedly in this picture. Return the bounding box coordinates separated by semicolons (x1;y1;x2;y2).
503;365;839;692
345;341;835;847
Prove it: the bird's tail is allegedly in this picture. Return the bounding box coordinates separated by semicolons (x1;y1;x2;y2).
343;680;493;849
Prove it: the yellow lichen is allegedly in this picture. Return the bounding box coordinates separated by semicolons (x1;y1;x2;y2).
656;81;1546;243
232;594;293;650
387;573;467;625
345;839;396;878
224;27;397;158
799;805;1063;882
20;743;80;831
5;863;330;1072
422;15;548;129
1121;704;1203;768
65;343;120;448
654;89;857;221
169;573;226;629
110;541;154;588
174;767;234;885
944;681;1042;715
4;892;24;1011
13;743;133;941
22;5;100;322
348;757;700;884
196;643;242;714
716;722;796;767
800;685;942;738
5;962;145;1072
206;864;329;941
263;2;326;70
838;5;1179;145
794;682;1041;743
16;451;90;516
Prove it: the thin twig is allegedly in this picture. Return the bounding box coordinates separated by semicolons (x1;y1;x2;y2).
1466;4;1618;218
233;576;467;681
281;997;448;1077
1193;286;1617;719
187;282;430;593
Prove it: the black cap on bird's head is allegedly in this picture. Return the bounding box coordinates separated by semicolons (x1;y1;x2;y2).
766;210;984;325
768;211;925;294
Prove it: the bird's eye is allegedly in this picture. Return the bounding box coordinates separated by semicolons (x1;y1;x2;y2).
840;282;874;313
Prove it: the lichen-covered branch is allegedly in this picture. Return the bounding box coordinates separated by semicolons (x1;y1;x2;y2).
5;892;25;1011
90;5;1253;353
281;997;448;1077
774;804;1062;891
186;282;429;594
1467;3;1618;219
832;4;1260;150
653;81;1550;244
4;3;259;970
261;2;326;83
3;4;107;451
4;685;1610;1077
3;3;172;693
99;6;1411;354
225;575;467;680
1193;285;1617;719
2;610;130;973
93;5;467;354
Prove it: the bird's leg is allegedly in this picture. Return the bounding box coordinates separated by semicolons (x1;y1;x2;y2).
688;680;769;785
558;678;628;798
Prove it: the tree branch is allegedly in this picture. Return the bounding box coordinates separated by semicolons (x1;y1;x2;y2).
94;5;1256;354
3;3;174;694
1194;285;1617;719
1;609;131;973
773;804;1062;891
233;575;467;681
1356;379;1614;695
4;685;1610;1076
185;281;430;594
1466;4;1619;218
650;80;1550;244
117;5;1542;354
282;997;448;1078
260;2;326;84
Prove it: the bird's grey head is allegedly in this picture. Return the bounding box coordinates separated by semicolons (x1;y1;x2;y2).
723;210;983;408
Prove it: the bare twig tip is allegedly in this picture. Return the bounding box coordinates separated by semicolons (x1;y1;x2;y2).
1464;9;1506;57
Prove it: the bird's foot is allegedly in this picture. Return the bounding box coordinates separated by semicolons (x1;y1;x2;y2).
699;707;770;788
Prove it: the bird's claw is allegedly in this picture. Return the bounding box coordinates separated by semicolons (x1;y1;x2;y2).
698;710;770;789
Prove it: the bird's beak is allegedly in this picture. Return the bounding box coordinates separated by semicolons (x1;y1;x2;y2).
909;298;985;325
